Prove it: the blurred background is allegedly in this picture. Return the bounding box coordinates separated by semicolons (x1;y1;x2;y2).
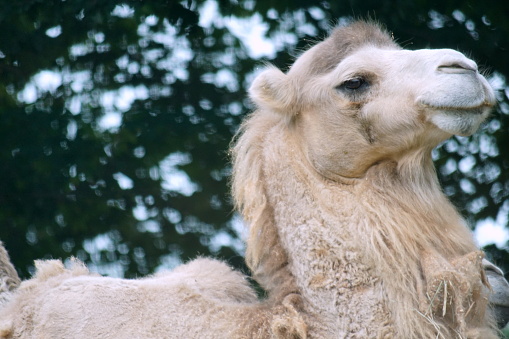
0;0;508;281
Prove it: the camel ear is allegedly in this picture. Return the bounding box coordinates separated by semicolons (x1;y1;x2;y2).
249;66;298;116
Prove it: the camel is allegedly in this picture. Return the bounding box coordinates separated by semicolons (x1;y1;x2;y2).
0;21;507;338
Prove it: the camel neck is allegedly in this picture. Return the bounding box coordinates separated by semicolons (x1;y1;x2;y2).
257;129;478;337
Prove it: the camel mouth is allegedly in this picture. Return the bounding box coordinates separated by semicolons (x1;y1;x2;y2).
419;101;493;116
415;75;495;112
427;105;489;114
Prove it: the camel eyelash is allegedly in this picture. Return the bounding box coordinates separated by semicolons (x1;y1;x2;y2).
341;77;368;90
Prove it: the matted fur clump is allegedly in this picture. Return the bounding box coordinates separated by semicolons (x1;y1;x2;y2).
0;21;502;338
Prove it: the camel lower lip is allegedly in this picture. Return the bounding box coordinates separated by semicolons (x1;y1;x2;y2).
429;106;488;136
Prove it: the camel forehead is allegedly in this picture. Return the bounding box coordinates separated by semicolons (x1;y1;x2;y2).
294;22;399;76
327;21;397;52
333;46;475;75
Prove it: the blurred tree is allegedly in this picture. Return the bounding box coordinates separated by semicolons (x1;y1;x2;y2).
0;0;507;279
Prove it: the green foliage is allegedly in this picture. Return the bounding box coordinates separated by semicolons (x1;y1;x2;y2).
503;326;509;338
0;0;508;278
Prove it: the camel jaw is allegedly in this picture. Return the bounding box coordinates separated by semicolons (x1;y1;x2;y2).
427;105;492;136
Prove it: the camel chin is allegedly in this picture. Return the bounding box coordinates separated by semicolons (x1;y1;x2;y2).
429;107;490;136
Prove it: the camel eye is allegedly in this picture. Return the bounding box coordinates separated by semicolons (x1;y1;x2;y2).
343;78;365;90
336;76;370;101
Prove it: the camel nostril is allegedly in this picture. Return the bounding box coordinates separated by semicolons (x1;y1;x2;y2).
437;61;477;74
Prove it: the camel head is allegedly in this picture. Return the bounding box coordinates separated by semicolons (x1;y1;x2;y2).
249;22;495;179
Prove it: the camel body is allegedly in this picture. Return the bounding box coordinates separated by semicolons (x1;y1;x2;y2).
0;258;291;338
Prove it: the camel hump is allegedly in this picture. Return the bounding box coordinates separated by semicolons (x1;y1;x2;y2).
32;258;90;283
169;257;258;303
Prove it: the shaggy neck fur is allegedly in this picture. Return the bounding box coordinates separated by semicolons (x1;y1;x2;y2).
0;242;20;308
232;111;493;338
